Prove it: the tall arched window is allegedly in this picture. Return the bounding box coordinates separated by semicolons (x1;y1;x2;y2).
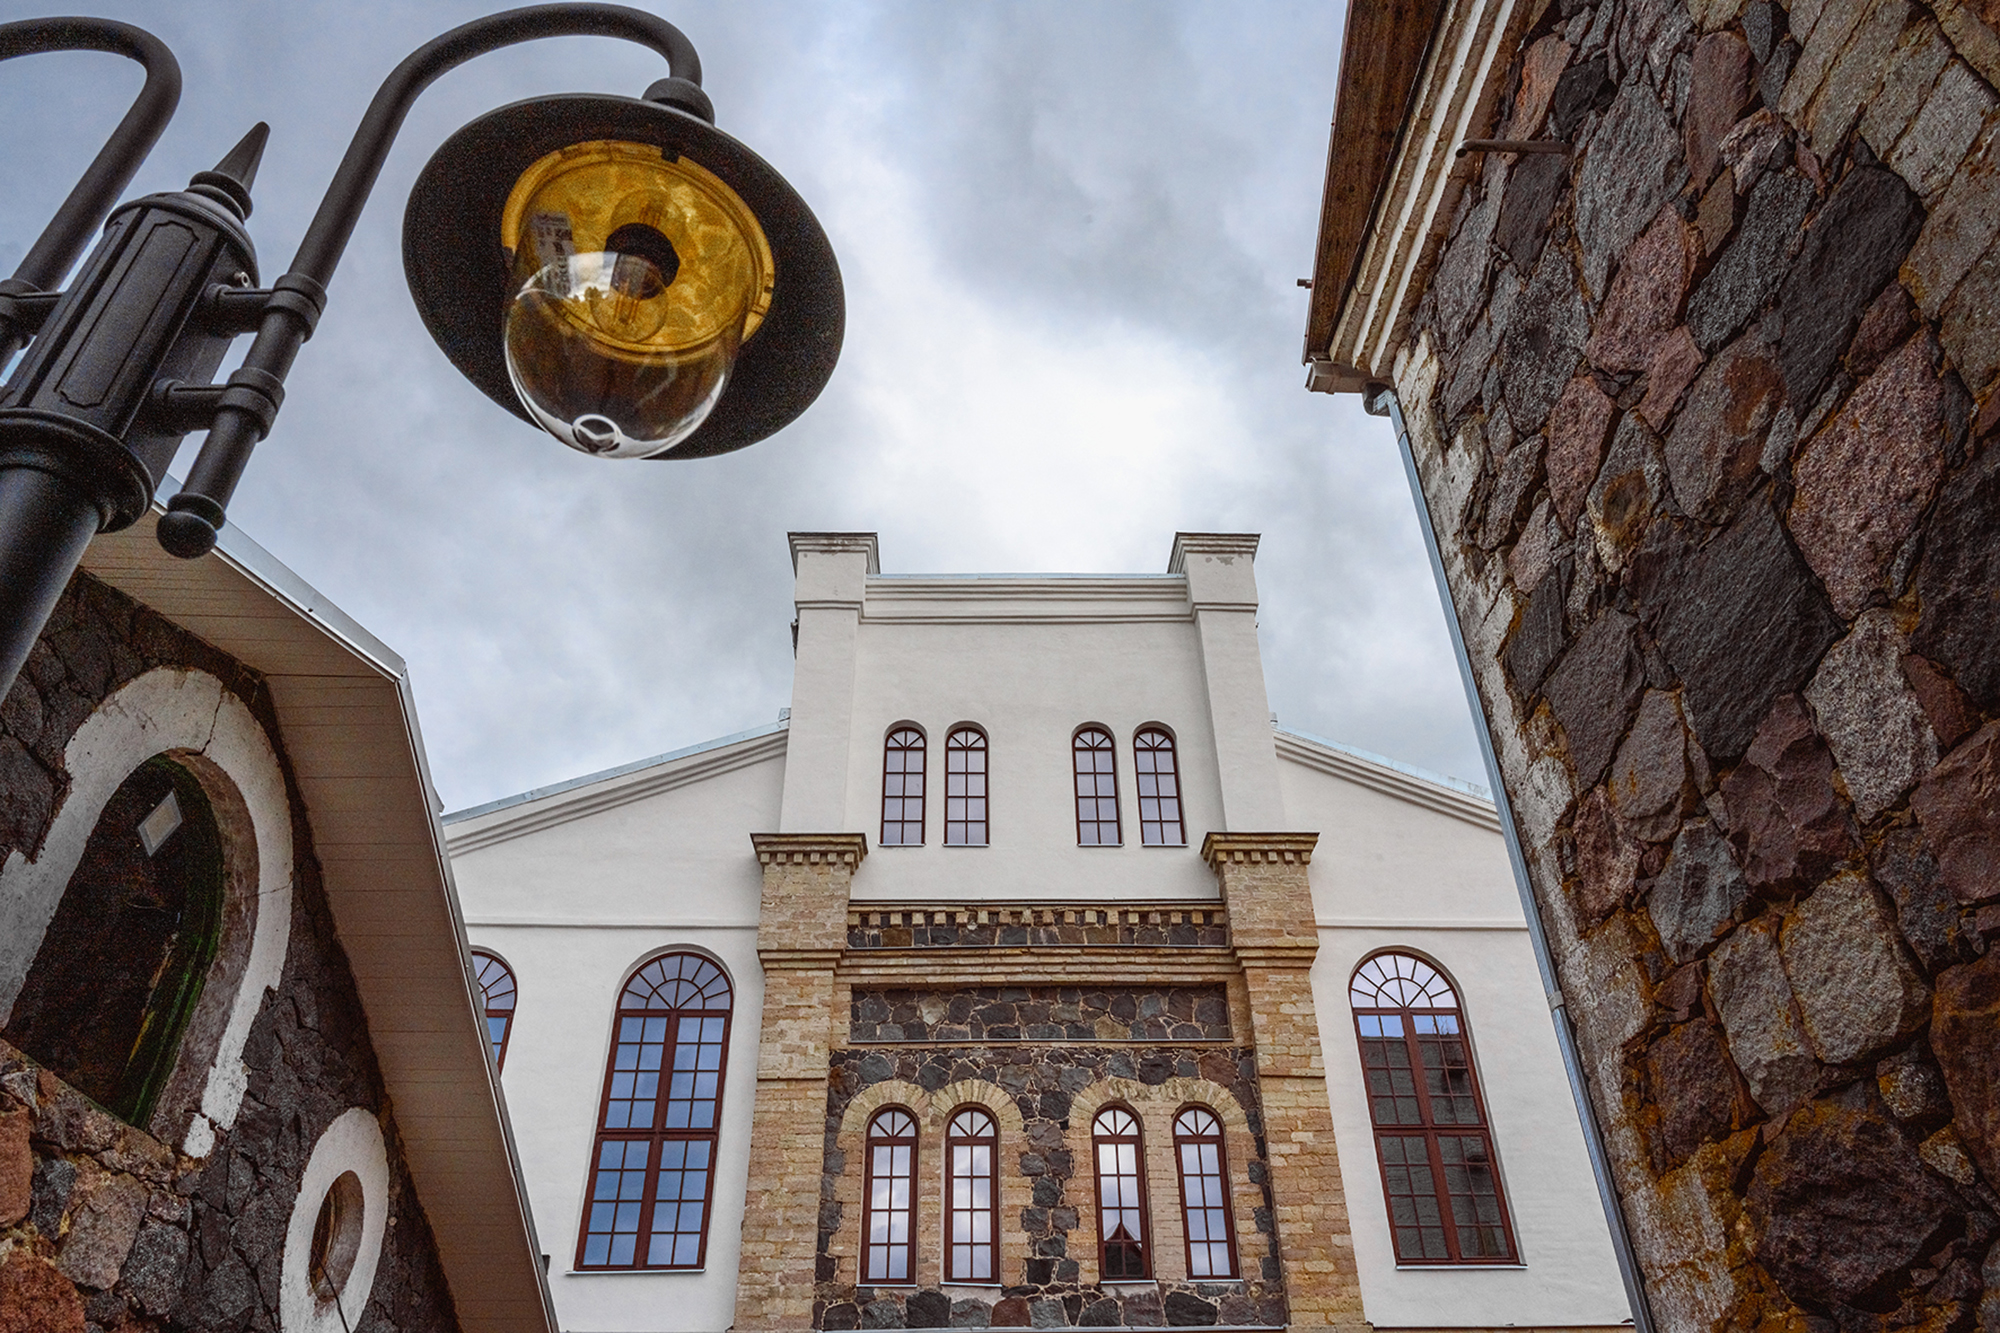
945;727;988;846
1092;1106;1149;1278
946;1106;998;1282
863;1107;918;1283
1074;727;1120;845
3;756;223;1126
1174;1106;1237;1278
577;953;732;1270
882;727;926;846
1350;952;1516;1264
1133;728;1185;846
470;950;516;1070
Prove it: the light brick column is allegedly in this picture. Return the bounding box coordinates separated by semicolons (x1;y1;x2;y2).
1202;832;1369;1333
735;833;866;1330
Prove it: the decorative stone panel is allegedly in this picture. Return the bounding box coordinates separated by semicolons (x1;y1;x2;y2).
846;905;1230;951
1381;0;2000;1319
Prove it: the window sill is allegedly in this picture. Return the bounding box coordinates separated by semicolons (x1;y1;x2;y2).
939;1282;1005;1293
1098;1280;1159;1292
1391;1262;1528;1271
566;1267;706;1276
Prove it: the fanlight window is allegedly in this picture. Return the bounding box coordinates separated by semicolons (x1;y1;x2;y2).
946;1106;999;1283
1074;728;1121;845
945;727;988;846
1174;1107;1237;1278
882;727;926;846
1350;952;1515;1264
1133;728;1185;846
1092;1106;1149;1278
577;953;732;1270
2;757;224;1127
471;950;517;1070
864;1108;919;1283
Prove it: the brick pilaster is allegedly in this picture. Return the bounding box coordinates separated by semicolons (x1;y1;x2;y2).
735;833;866;1330
1202;832;1369;1332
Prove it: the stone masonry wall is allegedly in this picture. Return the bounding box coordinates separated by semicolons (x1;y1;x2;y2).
1389;0;2000;1322
0;573;458;1332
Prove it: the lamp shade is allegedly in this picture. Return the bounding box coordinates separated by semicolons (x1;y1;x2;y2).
403;93;843;459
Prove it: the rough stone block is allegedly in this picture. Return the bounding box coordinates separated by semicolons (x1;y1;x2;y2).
1718;108;1790;191
1859;17;1952;159
1662;329;1785;523
1434;183;1503;344
1906;119;2000;318
1748;1089;1965;1308
1684;33;1755;186
1642;1018;1749;1171
1888;59;1997;202
1695;170;1739;256
1774;165;1924;410
1647;820;1750;961
1587;412;1666;574
1844;281;1916;379
1496;151;1570;273
1802;0;1913;158
1781;871;1930;1064
0;1250;85;1333
1586;208;1698;374
1547;377;1616;527
1507;497;1557;591
0;1109;27;1227
1804;610;1938;821
1710;917;1817;1114
1686;169;1814;352
1911;721;2000;904
1505;34;1574;139
1551;57;1615;140
1574;84;1685;296
1505;559;1571;696
1545;609;1648;787
1608;690;1696;842
1930;949;2000;1180
1499;245;1589;432
1573;789;1642;927
1478;435;1547;550
1900;652;1977;749
1720;695;1858;890
1635;327;1706;431
1912;445;2000;710
1652;505;1843;762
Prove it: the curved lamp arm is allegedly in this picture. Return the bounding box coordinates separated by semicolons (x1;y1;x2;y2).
163;2;705;555
0;17;181;360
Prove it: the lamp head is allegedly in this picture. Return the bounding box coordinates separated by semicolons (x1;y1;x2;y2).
404;92;842;459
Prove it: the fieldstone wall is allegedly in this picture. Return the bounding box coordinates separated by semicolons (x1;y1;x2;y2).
815;1045;1283;1330
0;573;459;1331
848;988;1233;1044
1388;0;2000;1322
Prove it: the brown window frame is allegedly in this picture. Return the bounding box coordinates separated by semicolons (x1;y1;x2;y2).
1133;727;1185;847
882;726;927;847
1350;951;1517;1266
470;949;517;1071
1091;1104;1151;1279
1172;1105;1238;1279
945;1105;1000;1283
862;1106;920;1285
575;953;733;1272
944;726;989;846
1073;726;1121;846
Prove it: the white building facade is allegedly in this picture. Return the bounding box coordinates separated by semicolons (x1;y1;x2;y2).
445;533;1630;1332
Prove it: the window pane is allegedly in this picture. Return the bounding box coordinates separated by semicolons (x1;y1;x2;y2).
945;730;989;846
1134;730;1185;846
1073;730;1121;845
866;1111;918;1283
1175;1112;1236;1279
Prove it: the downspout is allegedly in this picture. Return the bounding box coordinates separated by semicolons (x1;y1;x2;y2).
1362;382;1657;1333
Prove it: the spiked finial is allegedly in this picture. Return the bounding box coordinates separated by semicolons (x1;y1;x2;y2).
188;123;269;220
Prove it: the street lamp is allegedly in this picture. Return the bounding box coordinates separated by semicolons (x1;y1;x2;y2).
0;5;844;698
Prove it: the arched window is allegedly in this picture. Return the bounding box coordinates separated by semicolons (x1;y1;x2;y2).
1092;1106;1149;1278
1074;727;1120;845
1174;1106;1237;1278
1350;952;1516;1264
577;953;732;1270
946;1106;998;1282
1133;728;1185;846
2;757;223;1126
863;1107;918;1283
470;950;516;1070
945;727;988;846
882;727;926;846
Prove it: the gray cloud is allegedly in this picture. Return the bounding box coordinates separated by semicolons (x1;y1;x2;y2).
0;1;1484;809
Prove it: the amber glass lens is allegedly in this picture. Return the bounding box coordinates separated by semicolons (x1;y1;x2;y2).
500;141;775;458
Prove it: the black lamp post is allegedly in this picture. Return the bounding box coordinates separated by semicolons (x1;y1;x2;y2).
0;5;844;699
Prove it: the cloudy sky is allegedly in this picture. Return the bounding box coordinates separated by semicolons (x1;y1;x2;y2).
0;1;1485;812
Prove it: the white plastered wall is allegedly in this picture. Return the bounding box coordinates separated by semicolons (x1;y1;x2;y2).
447;738;782;1333
1278;745;1630;1329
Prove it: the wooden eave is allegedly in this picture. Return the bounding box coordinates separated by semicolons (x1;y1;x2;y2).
80;511;557;1333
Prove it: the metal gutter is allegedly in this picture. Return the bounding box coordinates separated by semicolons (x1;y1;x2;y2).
1363;384;1657;1333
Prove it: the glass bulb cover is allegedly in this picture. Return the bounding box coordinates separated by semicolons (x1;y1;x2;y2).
498;141;775;458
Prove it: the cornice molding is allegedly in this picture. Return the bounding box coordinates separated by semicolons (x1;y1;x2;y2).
1168;532;1261;573
444;727;788;854
751;832;869;866
1199;831;1321;867
788;531;880;574
861;576;1192;625
1273;729;1500;832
